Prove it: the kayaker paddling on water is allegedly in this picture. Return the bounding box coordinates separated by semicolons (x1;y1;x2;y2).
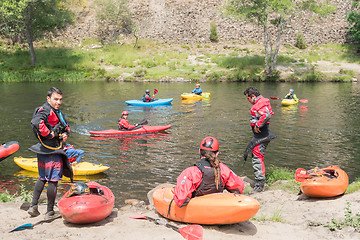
191;83;202;95
118;111;138;130
28;87;73;220
142;89;155;102
173;136;244;207
284;89;299;101
244;86;277;193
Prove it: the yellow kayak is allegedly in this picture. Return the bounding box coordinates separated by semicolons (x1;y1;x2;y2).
14;169;106;181
281;99;299;106
181;92;210;100
14;157;109;175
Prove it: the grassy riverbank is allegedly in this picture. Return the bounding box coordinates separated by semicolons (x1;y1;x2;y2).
1;39;359;82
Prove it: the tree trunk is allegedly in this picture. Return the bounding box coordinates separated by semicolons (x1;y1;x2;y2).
263;24;271;76
133;30;139;48
24;5;36;66
271;18;284;72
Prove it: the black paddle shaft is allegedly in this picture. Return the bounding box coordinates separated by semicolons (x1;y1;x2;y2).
146;216;180;232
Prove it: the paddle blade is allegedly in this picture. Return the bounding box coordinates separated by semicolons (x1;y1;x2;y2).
139;119;148;125
270;97;280;100
130;215;147;219
179;225;203;240
9;223;33;232
295;168;309;182
299;99;308;103
154;89;158;95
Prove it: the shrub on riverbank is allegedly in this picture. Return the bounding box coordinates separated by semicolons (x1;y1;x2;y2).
0;40;359;82
0;185;32;203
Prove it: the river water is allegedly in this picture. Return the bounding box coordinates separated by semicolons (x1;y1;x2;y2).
1;82;359;207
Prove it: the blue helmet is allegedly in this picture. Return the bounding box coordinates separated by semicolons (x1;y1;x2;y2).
290;89;294;93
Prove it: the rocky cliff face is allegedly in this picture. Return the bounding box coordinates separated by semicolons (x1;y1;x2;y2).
59;0;352;45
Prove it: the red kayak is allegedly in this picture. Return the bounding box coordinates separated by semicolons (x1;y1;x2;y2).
0;141;20;162
89;125;171;136
58;182;115;224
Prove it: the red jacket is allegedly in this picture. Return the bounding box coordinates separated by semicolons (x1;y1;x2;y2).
250;95;274;128
118;118;135;130
173;162;244;207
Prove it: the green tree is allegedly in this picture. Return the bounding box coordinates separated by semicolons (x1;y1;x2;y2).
210;20;219;42
295;31;307;49
0;0;73;66
225;0;335;80
95;0;136;45
347;0;360;43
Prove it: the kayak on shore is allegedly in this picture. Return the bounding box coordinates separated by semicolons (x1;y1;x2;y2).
180;92;210;100
58;181;115;224
125;98;173;106
152;186;260;225
14;157;109;175
0;141;20;162
298;166;348;198
89;125;171;136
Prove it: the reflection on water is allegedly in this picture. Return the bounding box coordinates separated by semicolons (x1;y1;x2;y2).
1;82;359;207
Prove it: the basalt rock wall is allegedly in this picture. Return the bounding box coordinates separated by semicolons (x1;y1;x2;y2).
58;0;353;45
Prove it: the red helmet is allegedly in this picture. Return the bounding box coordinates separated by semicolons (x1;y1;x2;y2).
122;111;129;115
200;136;219;152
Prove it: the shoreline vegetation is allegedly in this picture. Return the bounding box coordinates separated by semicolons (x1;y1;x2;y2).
1;39;359;83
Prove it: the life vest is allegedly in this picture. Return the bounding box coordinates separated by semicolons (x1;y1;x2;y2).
285;93;294;99
193;158;224;197
142;94;153;102
31;102;69;150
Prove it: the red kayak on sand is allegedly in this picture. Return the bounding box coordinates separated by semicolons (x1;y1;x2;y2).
58;182;115;224
89;125;171;136
0;141;20;162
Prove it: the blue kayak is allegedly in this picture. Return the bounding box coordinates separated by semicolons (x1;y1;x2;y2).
125;98;173;106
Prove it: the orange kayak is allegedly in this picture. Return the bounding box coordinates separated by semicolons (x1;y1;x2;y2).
152;187;260;225
300;166;348;197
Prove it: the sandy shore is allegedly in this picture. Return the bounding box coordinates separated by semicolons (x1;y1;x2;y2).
2;186;360;240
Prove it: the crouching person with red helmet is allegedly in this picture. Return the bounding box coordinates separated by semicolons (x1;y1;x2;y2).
173;136;244;207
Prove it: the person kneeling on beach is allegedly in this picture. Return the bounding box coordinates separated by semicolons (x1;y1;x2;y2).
173;136;244;207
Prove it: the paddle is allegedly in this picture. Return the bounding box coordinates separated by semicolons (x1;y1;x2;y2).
270;97;308;103
130;215;203;240
154;89;158;95
138;119;148;126
9;215;62;233
130;119;148;130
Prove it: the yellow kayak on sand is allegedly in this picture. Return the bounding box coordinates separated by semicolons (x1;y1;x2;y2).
281;99;299;106
181;92;210;100
14;157;109;175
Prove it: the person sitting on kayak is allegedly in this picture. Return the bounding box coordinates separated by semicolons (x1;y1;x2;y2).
284;89;299;101
63;143;85;166
173;136;244;207
191;83;202;95
142;89;155;102
118;111;138;130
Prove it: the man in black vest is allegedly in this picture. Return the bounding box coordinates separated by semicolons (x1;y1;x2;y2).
28;87;73;220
